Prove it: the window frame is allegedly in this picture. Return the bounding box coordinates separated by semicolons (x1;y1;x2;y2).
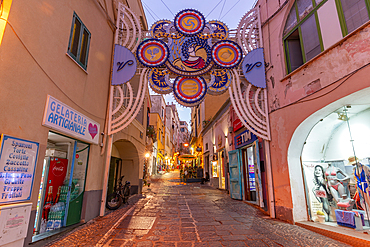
67;12;91;70
335;0;370;36
283;0;326;74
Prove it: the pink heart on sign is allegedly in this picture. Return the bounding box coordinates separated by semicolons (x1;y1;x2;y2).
88;123;98;139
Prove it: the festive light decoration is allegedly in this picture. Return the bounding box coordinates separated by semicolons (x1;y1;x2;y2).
109;4;270;141
136;8;243;107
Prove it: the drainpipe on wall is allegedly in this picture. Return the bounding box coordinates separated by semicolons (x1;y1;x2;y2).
100;134;113;216
264;140;275;218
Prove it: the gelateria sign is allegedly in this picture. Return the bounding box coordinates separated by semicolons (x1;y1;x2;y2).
42;95;100;144
0;134;39;203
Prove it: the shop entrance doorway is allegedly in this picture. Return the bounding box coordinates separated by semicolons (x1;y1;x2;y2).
229;149;242;200
241;146;256;201
34;132;89;237
108;157;123;195
218;150;226;189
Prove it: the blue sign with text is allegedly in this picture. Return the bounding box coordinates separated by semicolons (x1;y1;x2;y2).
241;48;266;88
234;129;257;149
0;134;39;203
111;45;137;85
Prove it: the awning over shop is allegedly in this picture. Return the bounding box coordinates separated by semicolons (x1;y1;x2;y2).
178;154;196;161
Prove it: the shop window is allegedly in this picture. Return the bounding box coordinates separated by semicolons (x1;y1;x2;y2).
301;105;370;227
283;1;324;73
337;0;370;35
33;132;89;239
68;12;91;70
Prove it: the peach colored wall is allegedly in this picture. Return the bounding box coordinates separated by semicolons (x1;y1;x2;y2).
0;0;116;210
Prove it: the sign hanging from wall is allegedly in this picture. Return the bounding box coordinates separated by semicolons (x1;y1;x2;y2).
42;95;100;144
0;134;39;204
111;45;137;85
241;48;266;88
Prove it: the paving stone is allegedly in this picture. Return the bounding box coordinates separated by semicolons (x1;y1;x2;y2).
244;239;268;246
181;233;198;241
220;240;247;247
136;241;153;247
176;242;193;247
46;171;351;247
221;235;247;241
146;236;161;241
181;227;196;232
154;241;176;247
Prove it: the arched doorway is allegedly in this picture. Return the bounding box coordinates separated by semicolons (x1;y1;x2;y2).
109;139;140;195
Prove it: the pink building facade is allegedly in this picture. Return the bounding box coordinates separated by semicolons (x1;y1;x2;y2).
259;0;370;231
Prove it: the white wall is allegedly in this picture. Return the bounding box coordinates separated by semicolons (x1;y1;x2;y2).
324;109;370;161
317;0;343;49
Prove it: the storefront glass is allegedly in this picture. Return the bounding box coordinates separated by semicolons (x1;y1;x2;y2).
241;145;257;201
212;160;219;178
218;151;226;189
34;132;89;236
302;105;370;228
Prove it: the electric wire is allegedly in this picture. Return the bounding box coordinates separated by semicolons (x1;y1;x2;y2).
143;4;157;23
142;1;161;20
269;61;370;113
1;18;105;120
219;0;227;19
206;0;223;18
160;0;174;16
221;0;242;19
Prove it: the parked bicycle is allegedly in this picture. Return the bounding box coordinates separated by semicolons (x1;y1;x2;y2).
106;176;130;210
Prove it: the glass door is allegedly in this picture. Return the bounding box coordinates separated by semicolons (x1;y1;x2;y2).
65;141;89;226
246;146;256;201
33;132;89;237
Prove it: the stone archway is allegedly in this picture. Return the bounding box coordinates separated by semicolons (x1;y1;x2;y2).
111;139;141;194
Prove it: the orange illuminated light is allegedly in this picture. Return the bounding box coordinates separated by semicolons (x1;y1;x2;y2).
183;143;189;147
0;0;13;46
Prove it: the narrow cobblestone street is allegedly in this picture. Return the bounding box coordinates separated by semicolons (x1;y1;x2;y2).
46;171;349;247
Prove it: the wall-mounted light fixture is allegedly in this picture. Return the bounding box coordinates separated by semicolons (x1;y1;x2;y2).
337;112;348;121
0;0;13;46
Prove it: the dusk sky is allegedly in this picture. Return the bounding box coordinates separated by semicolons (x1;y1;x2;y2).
144;0;256;125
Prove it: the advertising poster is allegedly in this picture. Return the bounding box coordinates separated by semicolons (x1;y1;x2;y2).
303;162;337;222
247;154;256;191
44;158;68;205
0;135;39;203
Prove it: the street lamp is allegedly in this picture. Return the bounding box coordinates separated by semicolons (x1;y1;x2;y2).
145;152;150;158
184;143;189;147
